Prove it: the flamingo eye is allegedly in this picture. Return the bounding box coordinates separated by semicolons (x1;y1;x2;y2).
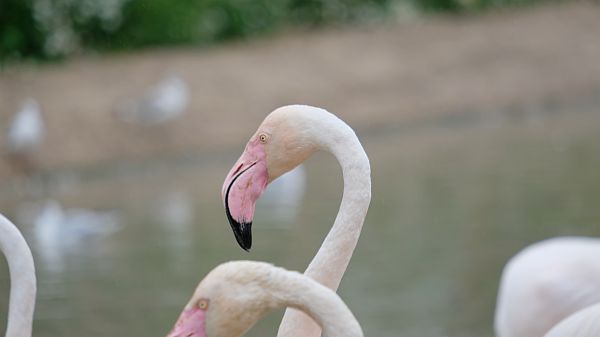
197;298;209;310
258;133;269;144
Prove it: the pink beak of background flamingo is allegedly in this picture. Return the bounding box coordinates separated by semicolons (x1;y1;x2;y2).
222;143;268;251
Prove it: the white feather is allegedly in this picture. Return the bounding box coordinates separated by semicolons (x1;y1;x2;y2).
7;99;45;153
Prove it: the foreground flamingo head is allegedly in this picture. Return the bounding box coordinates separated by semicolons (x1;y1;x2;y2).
166;261;281;337
222;105;328;250
167;260;364;337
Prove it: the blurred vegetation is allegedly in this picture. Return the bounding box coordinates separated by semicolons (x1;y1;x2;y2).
1;0;542;62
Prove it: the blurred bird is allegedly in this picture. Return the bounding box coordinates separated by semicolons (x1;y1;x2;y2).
16;199;122;272
6;98;45;154
115;74;190;125
155;190;194;230
32;200;122;251
256;164;307;226
36;200;121;238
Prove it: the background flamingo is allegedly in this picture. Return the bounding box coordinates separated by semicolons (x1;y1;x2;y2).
544;302;600;337
5;98;45;174
0;213;36;337
495;237;600;337
165;261;363;337
6;98;45;155
221;105;371;337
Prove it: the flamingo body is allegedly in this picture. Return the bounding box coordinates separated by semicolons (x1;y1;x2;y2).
495;237;600;337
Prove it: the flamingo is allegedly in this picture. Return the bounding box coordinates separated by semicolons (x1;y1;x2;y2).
544;302;600;337
0;213;36;337
495;237;600;337
221;105;371;337
165;261;363;337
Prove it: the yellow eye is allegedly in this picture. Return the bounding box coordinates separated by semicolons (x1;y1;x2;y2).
258;133;269;144
198;298;209;310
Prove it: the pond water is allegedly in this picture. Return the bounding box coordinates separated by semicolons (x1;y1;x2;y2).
1;99;600;337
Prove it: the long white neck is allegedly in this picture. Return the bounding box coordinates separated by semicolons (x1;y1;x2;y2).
0;214;36;337
268;266;364;337
544;303;600;337
278;109;371;337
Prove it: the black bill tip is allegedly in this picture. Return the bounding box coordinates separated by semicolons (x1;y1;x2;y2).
224;162;257;252
230;220;252;251
225;186;253;251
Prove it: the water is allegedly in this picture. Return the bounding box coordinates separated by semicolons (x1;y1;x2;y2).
1;104;599;337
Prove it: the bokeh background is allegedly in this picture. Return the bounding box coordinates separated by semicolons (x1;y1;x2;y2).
1;1;600;336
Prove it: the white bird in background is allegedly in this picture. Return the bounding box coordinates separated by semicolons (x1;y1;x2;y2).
495;237;600;337
256;164;307;226
221;105;371;337
165;261;364;337
155;190;194;231
7;98;45;154
115;74;190;125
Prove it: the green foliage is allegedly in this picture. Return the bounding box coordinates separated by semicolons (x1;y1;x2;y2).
109;0;287;48
0;0;45;60
0;0;543;62
414;0;538;12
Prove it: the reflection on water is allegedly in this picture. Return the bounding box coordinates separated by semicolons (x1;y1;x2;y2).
24;200;122;274
1;105;600;337
256;165;307;228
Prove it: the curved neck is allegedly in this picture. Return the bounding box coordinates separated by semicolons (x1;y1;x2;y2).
278;110;371;337
306;123;371;290
269;268;364;337
0;214;36;337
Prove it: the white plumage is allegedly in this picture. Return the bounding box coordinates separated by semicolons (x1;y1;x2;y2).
544;302;600;337
0;213;36;337
221;105;371;337
495;237;600;337
7;98;45;154
167;261;364;337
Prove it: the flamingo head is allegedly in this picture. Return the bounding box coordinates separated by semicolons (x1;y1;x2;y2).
222;105;323;250
165;261;276;337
